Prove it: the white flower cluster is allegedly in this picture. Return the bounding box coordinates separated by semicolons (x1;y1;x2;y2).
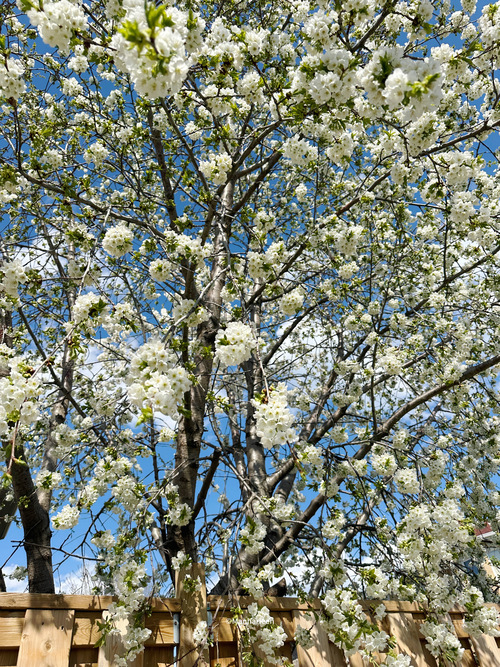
253;383;297;449
360;46;442;116
84;142;109;167
91;530;116;551
394;467;419;494
239;566;274;598
479;1;500;48
91;541;152;667
240;518;266;555
171;298;208;327
382;656;412;667
171;550;192;570
282;137;318;166
322;589;389;656
215;322;255;368
111;476;140;511
161;229;212;267
0;260;27;309
420;619;463;663
396;500;472;613
379;350;404;376
149;258;171;282
243;603;287;665
323;512;345;540
462;590;500;638
332;223;364;256
102;225;134;257
237;71;265;105
35;470;62;490
363;567;390;599
127;339;191;419
280;288;304;316
111;0;204;98
0;356;40;435
164;482;193;526
199;152;232;185
308;48;357;107
71;293;109;331
68;45;89;73
79;456;133;507
0;58;25;100
371;449;398;475
294;623;314;649
26;0;88;54
52;504;80;529
193;620;209;647
326;132;354;165
110;558;149;613
248;242;287;278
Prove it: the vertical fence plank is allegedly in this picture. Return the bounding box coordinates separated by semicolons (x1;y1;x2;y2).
209;642;237;667
97;612;144;667
387;612;427;667
470;634;500;667
17;608;75;667
329;642;348;667
292;610;347;667
176;563;208;667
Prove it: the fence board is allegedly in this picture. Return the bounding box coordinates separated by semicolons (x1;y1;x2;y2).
292;610;333;667
330;642;348;667
470;634;500;667
0;594;181;612
145;613;176;646
209;643;237;667
97;611;143;667
387;611;425;667
211;615;236;643
17;608;75;667
0;616;23;647
73;613;103;647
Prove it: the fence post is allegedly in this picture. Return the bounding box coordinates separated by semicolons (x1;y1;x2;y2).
176;563;209;667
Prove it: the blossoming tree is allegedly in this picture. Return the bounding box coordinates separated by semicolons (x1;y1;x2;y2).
2;0;500;662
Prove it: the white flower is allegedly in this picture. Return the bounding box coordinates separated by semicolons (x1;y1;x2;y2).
149;258;171;281
280;288;304;315
253;383;297;448
110;3;203;98
84;142;110;167
171;551;192;570
215;322;255;367
240;519;267;555
102;225;134;257
193;621;209;646
52;505;80;529
72;293;108;325
0;58;25;99
27;0;88;54
1;260;27;308
199;152;232;185
35;470;62;490
282;137;318;166
394;468;420;494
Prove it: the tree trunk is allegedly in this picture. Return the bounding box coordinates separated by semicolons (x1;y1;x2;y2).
10;448;54;593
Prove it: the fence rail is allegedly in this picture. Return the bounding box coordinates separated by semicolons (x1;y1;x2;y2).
1;569;500;666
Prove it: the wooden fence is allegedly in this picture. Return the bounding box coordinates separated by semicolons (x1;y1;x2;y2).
1;567;500;667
